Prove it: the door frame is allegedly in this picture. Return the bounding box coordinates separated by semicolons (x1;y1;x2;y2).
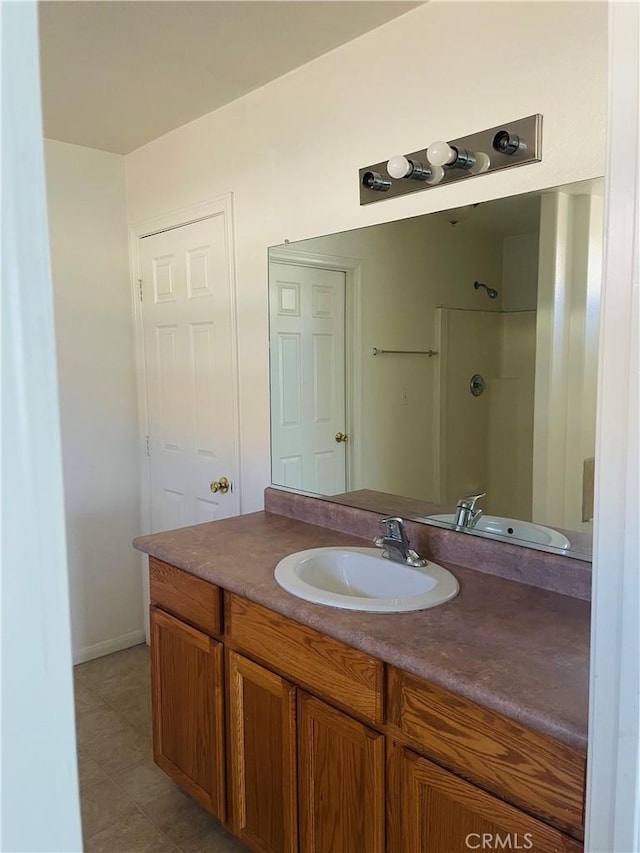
129;195;241;637
268;248;363;493
586;2;640;849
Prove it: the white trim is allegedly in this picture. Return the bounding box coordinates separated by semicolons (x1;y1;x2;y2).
73;631;148;665
1;3;82;848
130;196;238;240
586;2;640;851
268;248;364;490
433;308;447;501
129;194;241;643
128;223;153;641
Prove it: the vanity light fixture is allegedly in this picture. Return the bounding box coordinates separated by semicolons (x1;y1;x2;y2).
359;114;542;206
362;170;392;192
493;129;527;155
386;154;444;185
426;141;491;175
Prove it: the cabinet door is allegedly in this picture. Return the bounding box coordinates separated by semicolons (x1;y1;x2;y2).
150;607;225;819
399;747;582;853
227;650;297;853
298;691;385;853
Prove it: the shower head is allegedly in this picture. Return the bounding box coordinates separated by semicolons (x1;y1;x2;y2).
473;281;499;300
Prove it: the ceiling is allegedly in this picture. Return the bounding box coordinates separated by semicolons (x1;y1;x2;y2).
38;1;421;155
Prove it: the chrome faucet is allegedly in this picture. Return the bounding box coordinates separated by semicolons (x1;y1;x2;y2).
374;517;427;567
453;493;486;530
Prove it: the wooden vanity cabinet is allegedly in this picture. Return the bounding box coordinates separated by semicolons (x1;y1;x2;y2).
226;649;386;853
225;593;383;724
393;746;582;853
227;650;298;853
386;667;586;840
148;559;585;853
298;692;385;853
150;607;225;819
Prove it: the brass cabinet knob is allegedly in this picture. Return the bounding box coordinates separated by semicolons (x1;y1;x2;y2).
335;432;348;443
210;476;231;494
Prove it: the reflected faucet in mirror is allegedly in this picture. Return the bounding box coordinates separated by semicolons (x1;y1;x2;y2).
453;493;486;531
374;517;427;568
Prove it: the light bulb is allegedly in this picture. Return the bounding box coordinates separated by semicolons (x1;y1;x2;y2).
426;140;457;168
387;154;433;182
468;152;491;175
425;165;445;185
387;155;411;179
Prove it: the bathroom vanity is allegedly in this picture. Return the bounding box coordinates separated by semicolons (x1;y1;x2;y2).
133;491;589;853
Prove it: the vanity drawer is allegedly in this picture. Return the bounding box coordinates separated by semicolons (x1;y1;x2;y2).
225;593;383;724
150;557;222;636
386;667;585;839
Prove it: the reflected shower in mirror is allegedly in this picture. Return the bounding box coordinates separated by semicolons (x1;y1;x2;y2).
268;180;603;559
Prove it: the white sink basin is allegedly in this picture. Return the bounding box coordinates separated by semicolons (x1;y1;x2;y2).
274;547;459;613
429;514;571;550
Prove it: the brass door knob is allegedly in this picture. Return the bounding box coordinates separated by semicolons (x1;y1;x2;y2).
210;476;231;494
335;432;348;443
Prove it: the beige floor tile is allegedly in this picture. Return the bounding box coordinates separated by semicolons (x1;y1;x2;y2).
82;722;150;775
81;663;151;704
115;643;150;667
84;810;177;853
178;824;249;853
135;723;155;760
108;685;153;731
76;644;150;692
74;680;105;715
102;666;152;703
77;644;149;677
76;705;128;750
77;749;108;788
141;787;218;845
112;760;178;806
80;778;139;840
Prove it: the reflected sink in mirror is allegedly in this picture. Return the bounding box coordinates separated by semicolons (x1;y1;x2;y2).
428;514;571;550
274;547;459;612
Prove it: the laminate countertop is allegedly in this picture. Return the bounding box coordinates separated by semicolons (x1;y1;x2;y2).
133;510;590;752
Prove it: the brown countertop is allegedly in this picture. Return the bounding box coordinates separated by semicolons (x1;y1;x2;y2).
133;510;590;752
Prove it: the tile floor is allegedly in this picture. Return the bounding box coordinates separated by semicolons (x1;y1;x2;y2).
75;644;247;853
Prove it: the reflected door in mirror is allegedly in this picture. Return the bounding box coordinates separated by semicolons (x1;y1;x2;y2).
269;261;347;494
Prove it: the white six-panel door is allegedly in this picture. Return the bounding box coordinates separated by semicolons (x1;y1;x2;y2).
269;261;347;494
139;215;239;531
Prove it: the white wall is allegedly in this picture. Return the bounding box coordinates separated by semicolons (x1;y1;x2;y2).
437;308;501;505
489;311;537;520
502;232;539;311
45;139;144;662
125;1;607;514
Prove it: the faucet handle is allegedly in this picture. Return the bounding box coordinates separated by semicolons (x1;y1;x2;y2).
456;492;486;510
380;516;410;546
376;517;427;567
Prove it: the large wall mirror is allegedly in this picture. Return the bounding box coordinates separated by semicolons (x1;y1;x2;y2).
268;179;603;560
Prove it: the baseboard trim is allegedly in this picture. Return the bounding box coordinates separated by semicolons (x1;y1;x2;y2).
73;630;147;665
